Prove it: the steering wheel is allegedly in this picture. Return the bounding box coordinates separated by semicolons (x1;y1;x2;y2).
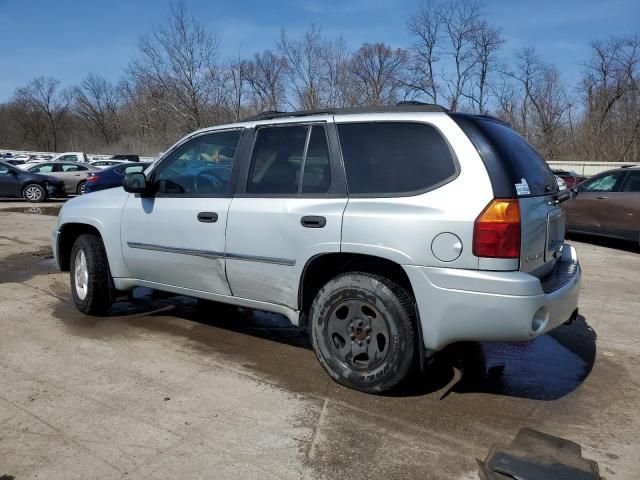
194;171;225;194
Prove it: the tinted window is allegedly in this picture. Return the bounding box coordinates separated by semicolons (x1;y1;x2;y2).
337;122;456;195
621;171;640;192
302;126;331;193
153;131;241;195
582;172;626;192
0;164;10;174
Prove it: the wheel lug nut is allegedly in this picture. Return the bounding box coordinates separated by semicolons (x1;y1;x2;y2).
366;335;371;342
365;326;371;333
357;320;363;327
349;333;355;340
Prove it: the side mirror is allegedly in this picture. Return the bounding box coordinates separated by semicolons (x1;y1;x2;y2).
123;172;153;195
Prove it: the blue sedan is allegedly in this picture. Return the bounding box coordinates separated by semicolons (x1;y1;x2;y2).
84;162;151;194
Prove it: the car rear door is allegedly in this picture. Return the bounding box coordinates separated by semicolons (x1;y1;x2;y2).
564;171;627;233
120;129;245;295
57;163;88;193
225;120;347;309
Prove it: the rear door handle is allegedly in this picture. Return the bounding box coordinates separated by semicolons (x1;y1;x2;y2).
301;215;326;228
596;196;608;200
197;212;218;223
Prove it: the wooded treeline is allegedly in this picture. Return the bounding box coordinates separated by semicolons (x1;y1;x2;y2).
0;1;638;161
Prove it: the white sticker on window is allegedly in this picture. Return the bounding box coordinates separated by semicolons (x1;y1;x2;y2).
515;178;530;196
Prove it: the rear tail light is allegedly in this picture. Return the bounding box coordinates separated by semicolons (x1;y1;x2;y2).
87;175;99;183
473;199;521;258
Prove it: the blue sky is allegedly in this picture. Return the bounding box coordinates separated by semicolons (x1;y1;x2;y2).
0;0;638;102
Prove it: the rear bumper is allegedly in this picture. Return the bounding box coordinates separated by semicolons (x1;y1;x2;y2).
404;244;581;352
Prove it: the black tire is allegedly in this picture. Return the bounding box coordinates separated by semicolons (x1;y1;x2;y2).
77;181;86;195
310;272;417;393
70;233;115;315
23;183;47;203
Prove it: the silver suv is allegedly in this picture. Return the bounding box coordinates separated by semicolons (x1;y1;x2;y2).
52;104;581;393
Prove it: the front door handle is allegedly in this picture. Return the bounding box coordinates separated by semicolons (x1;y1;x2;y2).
596;196;608;200
197;211;218;223
301;215;326;228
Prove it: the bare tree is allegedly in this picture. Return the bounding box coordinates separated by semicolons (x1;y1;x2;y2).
504;48;572;158
13;77;73;151
347;43;409;106
407;0;444;103
579;35;640;161
129;3;221;133
277;24;349;109
74;73;121;145
244;50;287;112
468;20;503;113
440;0;481;110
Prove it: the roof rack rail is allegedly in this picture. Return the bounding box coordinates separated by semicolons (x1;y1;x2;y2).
243;103;447;122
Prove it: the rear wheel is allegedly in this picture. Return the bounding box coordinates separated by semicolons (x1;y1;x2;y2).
77;181;86;194
70;234;115;315
23;183;46;203
310;272;417;393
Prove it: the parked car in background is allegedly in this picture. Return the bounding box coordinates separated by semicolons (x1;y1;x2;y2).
26;161;99;194
52;152;90;163
5;159;26;167
0;160;66;202
89;159;130;168
84;162;150;193
565;166;640;243
552;169;587;188
53;104;581;393
111;154;140;162
555;175;568;191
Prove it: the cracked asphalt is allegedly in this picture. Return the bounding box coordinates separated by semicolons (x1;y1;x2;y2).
1;200;639;479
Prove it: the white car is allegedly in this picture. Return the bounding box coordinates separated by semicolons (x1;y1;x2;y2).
52;104;581;393
88;159;130;169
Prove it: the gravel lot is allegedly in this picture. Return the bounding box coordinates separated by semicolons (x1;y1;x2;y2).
1;200;639;479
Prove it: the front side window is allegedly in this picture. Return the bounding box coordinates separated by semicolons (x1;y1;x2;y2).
337;122;456;195
247;125;331;194
152;130;241;195
581;173;625;193
31;163;54;173
0;164;11;175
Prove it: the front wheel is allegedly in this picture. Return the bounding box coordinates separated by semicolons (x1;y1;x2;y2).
70;234;115;315
23;183;46;203
310;272;417;393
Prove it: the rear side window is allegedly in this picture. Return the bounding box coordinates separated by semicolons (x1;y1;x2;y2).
621;171;640;192
247;125;332;194
337;122;456;195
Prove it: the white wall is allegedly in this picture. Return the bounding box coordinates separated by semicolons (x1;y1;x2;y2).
547;161;636;176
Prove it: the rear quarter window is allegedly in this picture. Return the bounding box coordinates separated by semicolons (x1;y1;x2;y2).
337;122;457;195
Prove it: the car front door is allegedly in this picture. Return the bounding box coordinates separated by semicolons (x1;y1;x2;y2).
225;122;347;310
0;164;21;197
565;171;627;233
120;129;245;295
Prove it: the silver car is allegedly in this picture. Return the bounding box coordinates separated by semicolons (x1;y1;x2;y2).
51;104;581;393
26;161;99;194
